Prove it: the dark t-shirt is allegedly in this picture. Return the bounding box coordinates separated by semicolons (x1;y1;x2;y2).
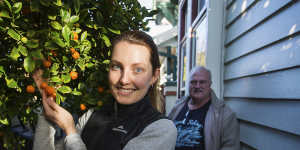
174;100;211;150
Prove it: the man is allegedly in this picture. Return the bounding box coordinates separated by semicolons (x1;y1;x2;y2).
169;66;239;150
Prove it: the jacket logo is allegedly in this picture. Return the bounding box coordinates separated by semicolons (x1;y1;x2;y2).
112;125;128;134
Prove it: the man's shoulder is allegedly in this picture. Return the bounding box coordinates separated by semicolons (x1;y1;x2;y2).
176;96;189;104
168;96;189;119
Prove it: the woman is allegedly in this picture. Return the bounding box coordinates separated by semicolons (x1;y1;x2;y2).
32;31;177;150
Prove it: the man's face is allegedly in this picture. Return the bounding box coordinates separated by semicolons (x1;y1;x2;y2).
189;69;211;101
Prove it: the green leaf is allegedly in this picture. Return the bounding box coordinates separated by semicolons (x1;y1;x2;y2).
62;56;69;62
26;107;31;114
50;63;59;73
74;0;80;14
86;63;94;68
60;8;70;23
44;41;59;50
0;118;9;125
107;50;111;57
72;89;82;95
108;28;121;34
75;27;82;33
102;60;110;64
101;34;111;47
78;82;85;90
48;15;56;20
4;0;11;12
31;49;44;60
50;21;62;30
18;45;28;56
80;31;87;42
0;66;5;74
62;25;71;45
26;39;39;48
40;0;51;7
11;22;19;28
53;38;66;48
0;10;11;18
95;11;103;25
86;98;97;105
5;77;18;89
58;86;72;94
61;74;71;83
56;92;63;104
10;46;20;61
24;56;35;73
50;76;61;82
78;60;85;71
54;0;62;6
69;16;79;24
7;29;20;41
12;2;22;14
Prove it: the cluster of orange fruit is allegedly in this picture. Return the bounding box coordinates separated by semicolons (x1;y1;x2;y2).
40;82;56;99
70;32;80;60
70;47;80;60
26;82;56;99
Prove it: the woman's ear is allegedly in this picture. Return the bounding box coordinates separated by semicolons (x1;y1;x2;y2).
151;68;160;85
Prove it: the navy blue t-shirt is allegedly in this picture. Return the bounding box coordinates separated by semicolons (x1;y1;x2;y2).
174;100;211;150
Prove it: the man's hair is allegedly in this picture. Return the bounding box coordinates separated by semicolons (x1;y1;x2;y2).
189;66;212;81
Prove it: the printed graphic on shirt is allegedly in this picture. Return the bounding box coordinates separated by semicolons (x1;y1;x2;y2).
175;119;203;147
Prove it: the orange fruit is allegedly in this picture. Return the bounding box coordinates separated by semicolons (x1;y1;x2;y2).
26;85;35;93
72;32;78;41
45;86;55;96
72;51;80;59
70;71;78;80
70;48;76;53
97;101;103;107
43;60;51;68
97;86;104;93
80;104;86;111
50;92;56;99
40;82;48;89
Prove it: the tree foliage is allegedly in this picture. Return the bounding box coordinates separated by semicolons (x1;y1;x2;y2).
0;0;156;148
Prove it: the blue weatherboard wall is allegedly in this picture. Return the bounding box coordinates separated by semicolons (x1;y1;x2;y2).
223;0;300;149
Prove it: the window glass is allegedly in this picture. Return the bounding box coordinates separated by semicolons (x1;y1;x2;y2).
194;17;207;67
181;43;187;88
198;0;206;13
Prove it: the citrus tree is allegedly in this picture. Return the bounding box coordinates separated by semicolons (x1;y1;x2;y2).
0;0;156;148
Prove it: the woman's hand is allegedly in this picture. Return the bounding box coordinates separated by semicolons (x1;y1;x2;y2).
32;69;77;135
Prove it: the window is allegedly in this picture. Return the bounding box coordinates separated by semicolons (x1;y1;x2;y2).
192;0;207;24
180;42;187;89
198;0;206;13
180;2;188;41
192;17;208;67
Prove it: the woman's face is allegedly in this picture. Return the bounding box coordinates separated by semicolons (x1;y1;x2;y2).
109;41;159;105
